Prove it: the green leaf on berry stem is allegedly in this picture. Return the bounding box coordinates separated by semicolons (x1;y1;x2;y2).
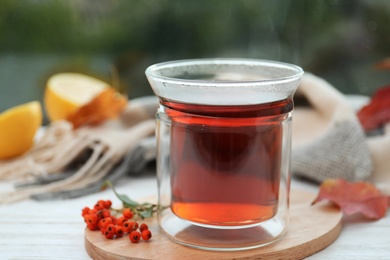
103;181;140;207
120;195;140;208
139;206;154;219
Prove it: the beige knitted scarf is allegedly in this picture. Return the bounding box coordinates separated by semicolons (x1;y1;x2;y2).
0;97;157;203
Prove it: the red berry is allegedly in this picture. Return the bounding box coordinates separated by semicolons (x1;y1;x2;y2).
89;209;97;215
106;224;116;234
84;214;98;226
116;216;127;226
94;202;105;211
133;222;139;229
141;230;152;241
104;200;112;208
98;217;112;229
98;199;112;209
104;230;115;239
129;231;141;243
122;221;134;233
101;209;111;218
104;224;116;239
115;226;125;237
129;221;138;231
122;208;134;219
82;207;91;216
109;215;117;225
139;223;148;232
97;200;106;208
87;223;98;231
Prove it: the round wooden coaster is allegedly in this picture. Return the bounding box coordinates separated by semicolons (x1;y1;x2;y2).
85;190;342;260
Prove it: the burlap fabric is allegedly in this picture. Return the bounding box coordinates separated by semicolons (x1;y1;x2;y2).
291;73;373;182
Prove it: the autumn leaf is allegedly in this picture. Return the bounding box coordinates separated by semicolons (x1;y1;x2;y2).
312;179;390;220
66;88;127;129
357;85;390;131
374;57;390;70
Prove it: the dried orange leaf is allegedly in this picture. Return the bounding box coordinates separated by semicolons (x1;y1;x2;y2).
374;57;390;70
312;179;389;219
357;85;390;131
66;88;127;129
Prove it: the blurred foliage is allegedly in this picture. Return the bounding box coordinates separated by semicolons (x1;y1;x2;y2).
1;0;390;118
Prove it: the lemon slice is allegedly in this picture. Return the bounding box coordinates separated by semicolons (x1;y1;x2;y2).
44;73;109;121
0;101;42;159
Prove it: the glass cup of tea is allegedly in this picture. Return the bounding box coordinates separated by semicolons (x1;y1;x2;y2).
145;58;303;250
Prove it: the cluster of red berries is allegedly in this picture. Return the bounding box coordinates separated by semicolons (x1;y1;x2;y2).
82;200;152;243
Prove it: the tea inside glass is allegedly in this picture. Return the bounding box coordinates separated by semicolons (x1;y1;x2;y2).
165;98;291;226
146;59;303;250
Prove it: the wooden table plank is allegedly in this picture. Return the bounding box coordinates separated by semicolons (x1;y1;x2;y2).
1;176;389;259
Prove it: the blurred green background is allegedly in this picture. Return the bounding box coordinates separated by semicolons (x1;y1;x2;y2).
1;0;390;121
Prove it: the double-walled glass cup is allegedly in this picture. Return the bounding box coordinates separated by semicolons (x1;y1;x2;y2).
146;58;303;250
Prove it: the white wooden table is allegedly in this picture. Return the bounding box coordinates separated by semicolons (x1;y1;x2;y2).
1;175;389;260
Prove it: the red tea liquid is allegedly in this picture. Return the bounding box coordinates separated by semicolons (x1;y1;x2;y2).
164;99;293;226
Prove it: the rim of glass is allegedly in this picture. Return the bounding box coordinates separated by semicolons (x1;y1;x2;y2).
145;58;304;87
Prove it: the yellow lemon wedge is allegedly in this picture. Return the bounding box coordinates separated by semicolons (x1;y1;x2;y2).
44;73;109;121
0;101;42;159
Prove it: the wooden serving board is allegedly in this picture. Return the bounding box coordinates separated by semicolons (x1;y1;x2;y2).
85;190;342;260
